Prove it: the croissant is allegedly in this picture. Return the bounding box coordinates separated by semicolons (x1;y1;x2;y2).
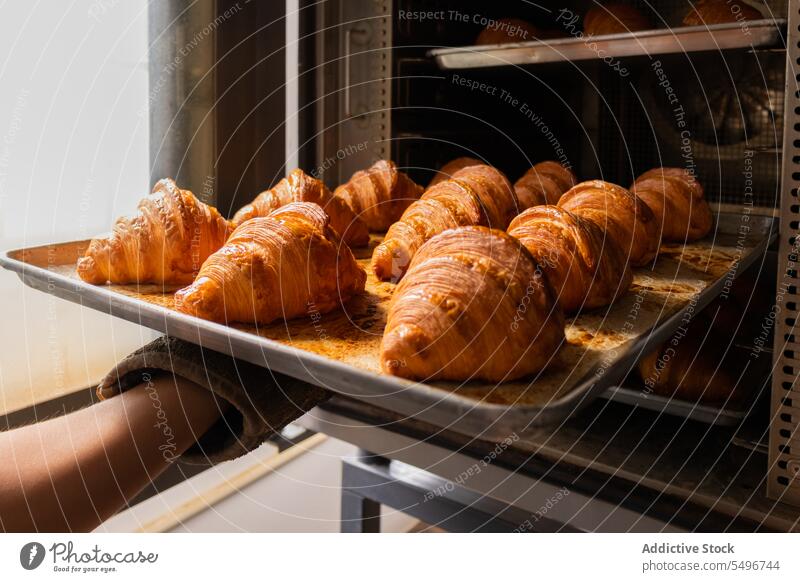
372;164;517;282
175;202;366;324
630;167;713;242
508;205;632;313
428;156;483;187
584;3;650;35
514;161;577;209
559;180;659;267
381;227;564;382
638;295;753;403
232;168;370;247
638;320;739;404
637;167;705;198
333;160;423;232
683;0;762;26
77;178;230;285
476;17;538;45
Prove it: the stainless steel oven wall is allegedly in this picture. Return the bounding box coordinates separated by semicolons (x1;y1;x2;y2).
148;2;217;201
311;0;392;188
769;0;800;507
148;1;287;217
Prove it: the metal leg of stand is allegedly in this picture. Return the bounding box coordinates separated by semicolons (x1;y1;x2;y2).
341;490;382;533
340;449;386;533
339;455;575;533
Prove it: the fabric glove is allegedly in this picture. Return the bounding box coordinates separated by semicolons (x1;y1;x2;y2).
97;336;330;464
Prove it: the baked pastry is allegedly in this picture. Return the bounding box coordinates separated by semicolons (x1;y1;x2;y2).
508;205;632;313
77;178;231;285
584;3;650;35
559;180;659;267
381;226;564;382
638;306;742;404
638;333;731;403
630;167;713;242
232;168;369;247
514;161;577;209
428;157;483;187
683;0;762;26
175;202;366;324
476;18;538;45
372;164;517;282
333;160;423;232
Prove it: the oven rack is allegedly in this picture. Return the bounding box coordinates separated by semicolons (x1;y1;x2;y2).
602;386;748;427
429;19;786;70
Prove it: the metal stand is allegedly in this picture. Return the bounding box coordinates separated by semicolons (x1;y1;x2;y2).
340;454;579;533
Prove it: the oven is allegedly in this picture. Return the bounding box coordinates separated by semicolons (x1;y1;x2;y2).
3;0;798;531
295;0;800;522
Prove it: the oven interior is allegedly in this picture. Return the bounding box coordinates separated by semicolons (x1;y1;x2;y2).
387;0;785;209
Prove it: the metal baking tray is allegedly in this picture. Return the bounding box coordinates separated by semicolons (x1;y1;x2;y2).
429;20;786;70
0;212;776;441
601;386;747;427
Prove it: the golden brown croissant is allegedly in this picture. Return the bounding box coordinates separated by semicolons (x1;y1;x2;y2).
175;202;366;324
232;168;370;247
77;178;231;285
333;160;423;232
638;311;741;404
372;164;517;282
559;180;659;267
428;157;483;187
381;226;564;382
476;17;538;45
584;3;650;35
630;167;713;242
514;161;577;209
683;0;762;26
508;205;632;313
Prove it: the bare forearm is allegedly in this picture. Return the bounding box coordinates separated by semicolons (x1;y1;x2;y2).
0;375;221;532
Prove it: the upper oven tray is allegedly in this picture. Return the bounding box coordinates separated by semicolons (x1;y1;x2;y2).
0;213;776;441
429;20;786;70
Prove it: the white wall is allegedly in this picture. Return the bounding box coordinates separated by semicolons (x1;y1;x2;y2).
99;438;419;533
0;1;154;414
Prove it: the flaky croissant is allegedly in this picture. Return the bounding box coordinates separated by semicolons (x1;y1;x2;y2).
175;202;366;324
683;0;762;26
638;333;736;404
232;168;370;247
475;17;538;45
559;180;659;267
428;157;483;187
514;161;577;209
372;164;517;282
333;160;423;232
630;167;713;242
381;226;564;382
584;3;650;35
637;298;748;404
77;178;231;285
508;205;632;313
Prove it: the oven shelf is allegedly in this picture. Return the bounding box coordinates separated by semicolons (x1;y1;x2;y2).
601;386;748;427
429;19;786;70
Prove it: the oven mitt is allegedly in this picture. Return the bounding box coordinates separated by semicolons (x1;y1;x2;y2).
97;336;330;464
